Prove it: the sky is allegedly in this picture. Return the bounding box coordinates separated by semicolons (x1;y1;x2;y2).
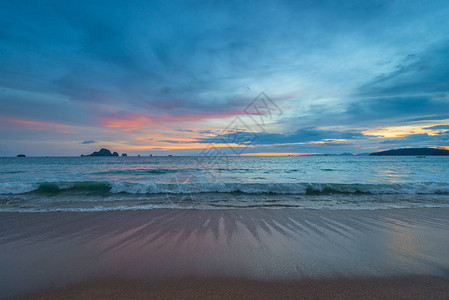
1;0;449;156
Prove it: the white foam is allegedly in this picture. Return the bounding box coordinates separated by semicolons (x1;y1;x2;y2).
0;182;37;194
1;181;449;196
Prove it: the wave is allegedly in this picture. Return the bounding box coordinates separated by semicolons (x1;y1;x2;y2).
1;181;449;196
91;168;259;176
92;169;182;175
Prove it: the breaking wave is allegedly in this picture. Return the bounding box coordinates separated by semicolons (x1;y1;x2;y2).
1;181;449;196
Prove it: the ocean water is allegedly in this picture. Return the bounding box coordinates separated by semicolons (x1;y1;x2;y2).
1;156;449;212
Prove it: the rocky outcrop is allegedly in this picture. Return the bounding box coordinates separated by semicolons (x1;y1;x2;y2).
121;153;128;157
82;148;127;157
87;148;113;156
16;154;26;157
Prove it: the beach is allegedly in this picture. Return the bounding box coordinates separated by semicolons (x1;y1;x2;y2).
2;207;449;299
3;0;449;297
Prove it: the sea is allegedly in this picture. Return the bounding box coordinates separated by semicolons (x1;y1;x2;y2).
1;156;449;212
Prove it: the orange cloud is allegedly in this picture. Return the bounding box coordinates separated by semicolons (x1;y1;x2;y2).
428;145;449;150
363;124;442;138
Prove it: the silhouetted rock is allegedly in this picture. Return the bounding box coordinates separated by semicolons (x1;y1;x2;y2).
89;148;113;156
121;153;127;157
370;148;449;156
16;154;26;157
112;152;119;156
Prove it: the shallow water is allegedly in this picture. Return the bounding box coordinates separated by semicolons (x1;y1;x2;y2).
1;156;449;211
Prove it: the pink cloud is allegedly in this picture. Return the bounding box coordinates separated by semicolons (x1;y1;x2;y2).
99;110;244;129
0;117;72;128
100;114;153;128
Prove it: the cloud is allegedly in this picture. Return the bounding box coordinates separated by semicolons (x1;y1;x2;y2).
401;114;449;123
423;125;449;130
98;109;245;129
356;41;449;97
344;96;449;124
379;131;449;146
0;117;71;128
198;130;214;134
81;140;96;144
195;127;364;145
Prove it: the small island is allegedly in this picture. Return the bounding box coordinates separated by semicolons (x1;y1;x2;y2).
82;148;125;157
370;148;449;156
16;154;26;157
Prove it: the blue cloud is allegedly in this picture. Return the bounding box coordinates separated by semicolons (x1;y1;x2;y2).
424;125;449;130
195;127;364;145
81;140;96;144
401;115;449;123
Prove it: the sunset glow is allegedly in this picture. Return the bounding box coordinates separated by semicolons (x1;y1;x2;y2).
363;124;444;139
235;152;322;156
0;1;448;156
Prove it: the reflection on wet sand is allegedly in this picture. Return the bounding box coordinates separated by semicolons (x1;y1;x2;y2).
1;208;449;298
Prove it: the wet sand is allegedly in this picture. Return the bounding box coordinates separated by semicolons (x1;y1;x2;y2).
1;208;449;299
18;276;449;299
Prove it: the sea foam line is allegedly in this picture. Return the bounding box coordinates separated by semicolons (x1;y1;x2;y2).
1;181;449;195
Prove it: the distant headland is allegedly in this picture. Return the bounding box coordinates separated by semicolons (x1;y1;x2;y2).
370;148;449;156
82;148;127;157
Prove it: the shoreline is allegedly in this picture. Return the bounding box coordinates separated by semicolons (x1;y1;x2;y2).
2;207;449;298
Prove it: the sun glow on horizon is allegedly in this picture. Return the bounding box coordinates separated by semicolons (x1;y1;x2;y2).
232;152;321;156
